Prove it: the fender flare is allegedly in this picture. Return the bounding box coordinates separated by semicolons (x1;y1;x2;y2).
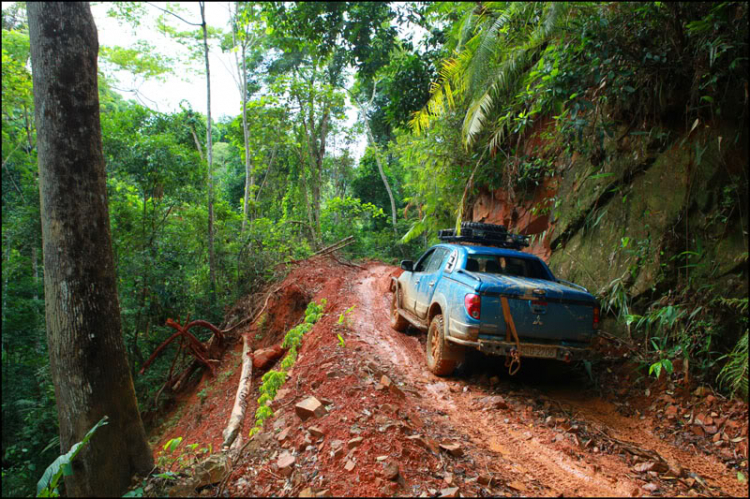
428;292;449;326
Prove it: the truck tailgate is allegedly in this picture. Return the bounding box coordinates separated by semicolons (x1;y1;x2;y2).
478;276;595;342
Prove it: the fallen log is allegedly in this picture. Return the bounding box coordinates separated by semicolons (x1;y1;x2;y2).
277;235;355;266
222;334;253;450
308;235;354;258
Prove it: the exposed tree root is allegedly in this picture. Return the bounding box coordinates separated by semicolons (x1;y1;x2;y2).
139;316;225;376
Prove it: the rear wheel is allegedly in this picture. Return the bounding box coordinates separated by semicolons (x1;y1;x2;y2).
390;289;409;332
426;314;464;376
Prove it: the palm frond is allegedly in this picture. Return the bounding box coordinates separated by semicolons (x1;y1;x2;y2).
456;10;477;51
465;8;511;98
463;45;535;148
401;218;426;244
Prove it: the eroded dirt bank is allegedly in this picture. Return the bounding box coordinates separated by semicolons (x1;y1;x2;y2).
149;257;748;498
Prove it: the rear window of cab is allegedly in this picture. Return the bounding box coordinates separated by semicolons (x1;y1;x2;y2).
464;254;551;281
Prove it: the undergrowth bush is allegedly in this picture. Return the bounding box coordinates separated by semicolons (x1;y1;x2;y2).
249;299;326;436
601;278;748;398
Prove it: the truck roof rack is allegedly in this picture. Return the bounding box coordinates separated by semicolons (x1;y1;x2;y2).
437;227;529;250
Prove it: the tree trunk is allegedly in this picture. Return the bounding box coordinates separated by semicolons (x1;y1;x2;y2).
351;89;398;235
200;2;216;305
365;124;397;235
27;3;153;496
240;41;254;234
2;232;11;330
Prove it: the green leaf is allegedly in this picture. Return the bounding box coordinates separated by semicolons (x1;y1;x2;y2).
738;471;747;483
623;85;635;93
37;416;109;496
662;359;673;374
164;437;183;453
61;462;74;476
123;487;145;497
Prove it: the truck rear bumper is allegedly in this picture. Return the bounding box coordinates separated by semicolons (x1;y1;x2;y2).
445;336;590;361
448;318;480;342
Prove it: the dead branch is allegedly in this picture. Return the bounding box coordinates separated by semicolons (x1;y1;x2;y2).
591;424;667;464
277;235;355;266
222;315;255;335
169;322;228;392
172;362;201;392
247;283;284;327
330;252;365;269
309;235;354;257
222;334;253;450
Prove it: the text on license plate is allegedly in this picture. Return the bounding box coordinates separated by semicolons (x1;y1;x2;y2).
520;345;557;358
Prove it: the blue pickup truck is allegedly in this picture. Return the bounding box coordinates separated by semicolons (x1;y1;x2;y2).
390;224;599;376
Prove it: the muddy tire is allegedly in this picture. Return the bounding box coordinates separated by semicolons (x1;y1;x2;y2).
390;289;409;332
426;314;464;376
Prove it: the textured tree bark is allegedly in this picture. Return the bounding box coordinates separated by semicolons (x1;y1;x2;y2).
27;3;154;496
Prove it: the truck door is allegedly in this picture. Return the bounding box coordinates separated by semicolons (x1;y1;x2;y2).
402;248;435;313
414;248;449;318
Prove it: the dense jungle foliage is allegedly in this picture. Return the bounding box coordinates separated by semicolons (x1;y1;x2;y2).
2;2;747;496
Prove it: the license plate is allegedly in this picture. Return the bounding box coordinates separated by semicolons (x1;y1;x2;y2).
520;345;557;359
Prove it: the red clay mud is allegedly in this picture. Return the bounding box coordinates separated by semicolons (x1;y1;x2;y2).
147;256;749;498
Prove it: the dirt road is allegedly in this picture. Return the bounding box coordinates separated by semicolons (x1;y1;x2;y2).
346;263;746;497
151;257;748;497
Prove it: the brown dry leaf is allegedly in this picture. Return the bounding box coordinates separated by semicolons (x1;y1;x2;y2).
691;426;705;437
508;480;527;491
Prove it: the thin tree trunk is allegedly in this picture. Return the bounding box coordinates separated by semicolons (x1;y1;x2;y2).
240;42;254;233
295;148;319;250
312;110;330;236
2;232;11;331
365;123;397;234
350;86;397;234
200;2;216;305
28;3;153;496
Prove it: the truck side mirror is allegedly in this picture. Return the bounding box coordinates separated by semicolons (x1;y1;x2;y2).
400;260;414;272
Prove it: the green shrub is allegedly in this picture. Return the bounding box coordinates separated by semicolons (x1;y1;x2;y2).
249;299;326;436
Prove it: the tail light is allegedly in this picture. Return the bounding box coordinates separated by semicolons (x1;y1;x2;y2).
465;294;481;320
593;306;600;330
